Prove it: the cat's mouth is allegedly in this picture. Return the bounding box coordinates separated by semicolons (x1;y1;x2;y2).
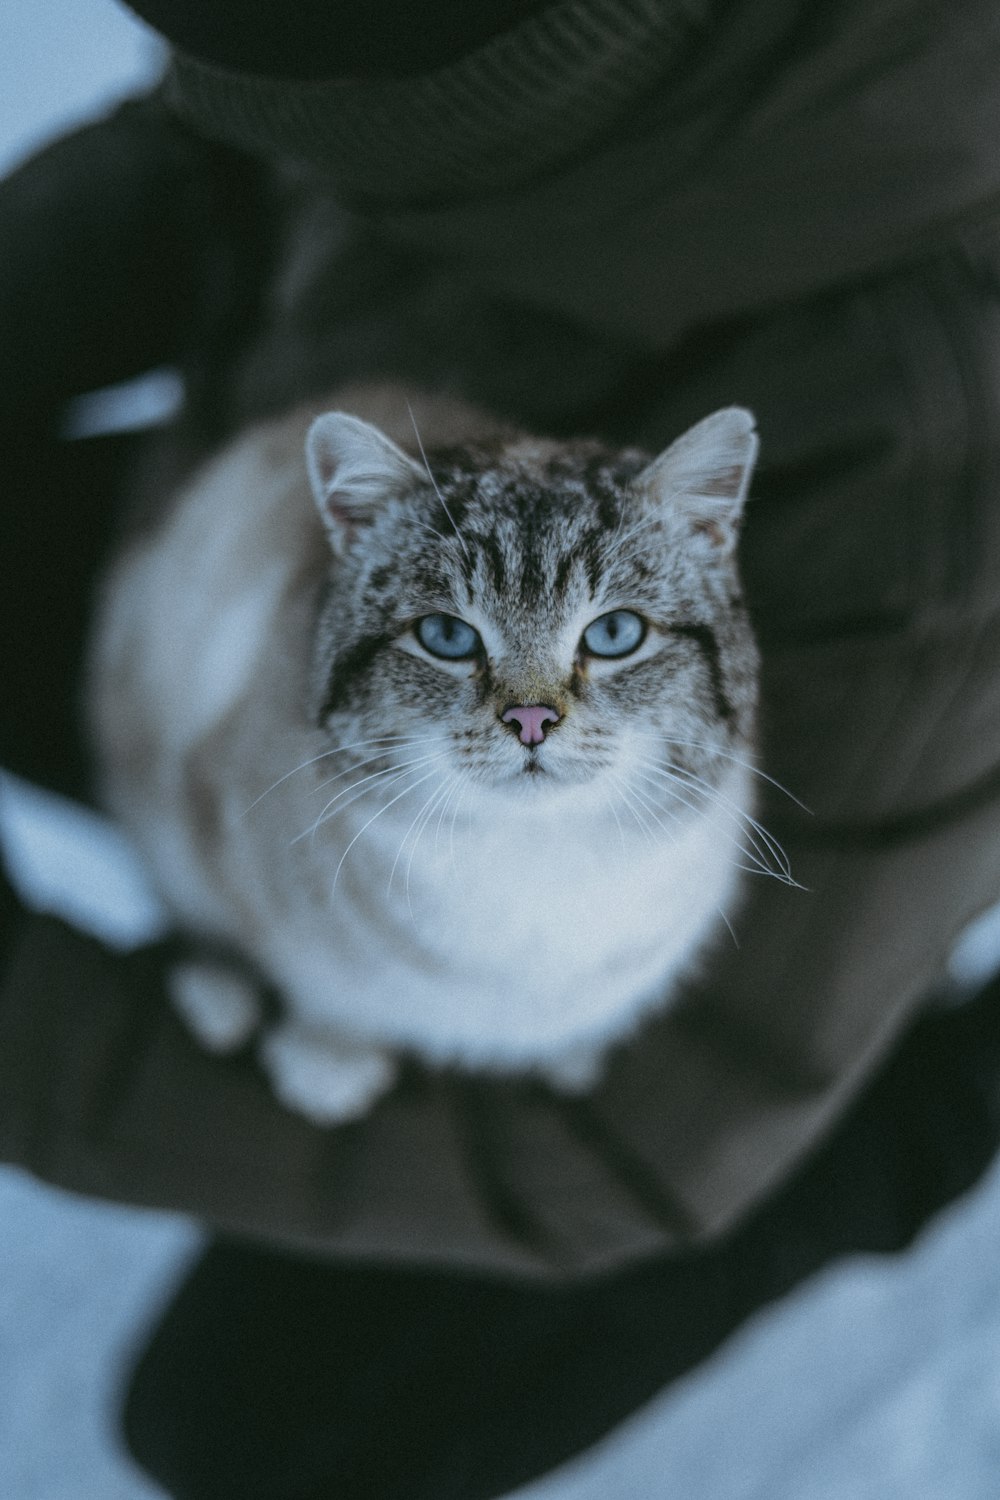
511;746;589;791
489;746;555;789
484;749;604;801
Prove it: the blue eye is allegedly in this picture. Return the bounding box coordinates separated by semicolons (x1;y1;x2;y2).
415;613;482;660
582;610;645;658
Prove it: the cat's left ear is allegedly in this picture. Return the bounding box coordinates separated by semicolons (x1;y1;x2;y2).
306;412;424;552
638;407;758;556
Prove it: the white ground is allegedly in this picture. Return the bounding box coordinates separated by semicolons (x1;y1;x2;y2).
3;5;1000;1496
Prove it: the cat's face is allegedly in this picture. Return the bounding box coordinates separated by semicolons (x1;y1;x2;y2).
305;410;759;808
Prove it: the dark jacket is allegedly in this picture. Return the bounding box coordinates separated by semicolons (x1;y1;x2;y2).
3;0;1000;1278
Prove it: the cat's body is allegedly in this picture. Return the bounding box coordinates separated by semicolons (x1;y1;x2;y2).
88;384;762;1122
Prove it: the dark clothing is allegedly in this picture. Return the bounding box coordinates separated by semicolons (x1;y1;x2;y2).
123;976;1000;1500
4;0;1000;1492
5;184;1000;1271
122;0;550;80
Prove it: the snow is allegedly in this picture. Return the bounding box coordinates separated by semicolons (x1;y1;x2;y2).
0;0;162;179
506;1164;1000;1500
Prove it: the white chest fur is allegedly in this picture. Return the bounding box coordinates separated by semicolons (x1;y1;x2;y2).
250;762;748;1071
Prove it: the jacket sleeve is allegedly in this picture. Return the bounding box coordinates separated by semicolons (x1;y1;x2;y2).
0;88;269;440
0;92;272;799
0;892;681;1277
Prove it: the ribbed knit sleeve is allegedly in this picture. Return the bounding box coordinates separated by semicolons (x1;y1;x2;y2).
165;0;709;206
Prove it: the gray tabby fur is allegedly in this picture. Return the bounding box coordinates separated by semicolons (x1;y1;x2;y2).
88;384;765;1123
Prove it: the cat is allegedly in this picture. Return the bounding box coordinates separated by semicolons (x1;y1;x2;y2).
88;383;768;1124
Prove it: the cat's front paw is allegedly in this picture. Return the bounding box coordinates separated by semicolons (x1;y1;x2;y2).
259;1023;397;1125
541;1040;608;1095
168;960;263;1053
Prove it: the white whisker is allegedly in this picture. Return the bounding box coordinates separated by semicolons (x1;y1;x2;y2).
331;766;444;895
603;783;629;860
660;759;798;883
621;774;688;839
638;760;783;878
607;481;632;552
716;906;740;950
407;400;471;561
432;779;454;853
409;515;455;551
432;776;462;859
312;736;444;795
447;780;468;873
309;752;443;833
241;747;344;816
609;508;666;554
388;773;448;898
633;755;801;886
404;776;457;915
242;733;443;817
607;774;660;848
632;730;811;813
629;764;708;828
291;763;406;847
308;763;418;836
293;750;450;847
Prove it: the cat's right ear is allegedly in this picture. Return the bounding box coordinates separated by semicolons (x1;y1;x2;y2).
306;412;424;553
638;407;758;557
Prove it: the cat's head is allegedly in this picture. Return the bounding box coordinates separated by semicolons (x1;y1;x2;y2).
303;406;758;803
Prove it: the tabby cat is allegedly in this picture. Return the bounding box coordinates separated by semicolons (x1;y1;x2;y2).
88;385;766;1123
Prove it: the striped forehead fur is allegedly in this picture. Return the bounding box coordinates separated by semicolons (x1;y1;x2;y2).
359;438;650;609
311;427;757;763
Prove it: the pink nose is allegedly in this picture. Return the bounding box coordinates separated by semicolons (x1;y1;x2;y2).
501;704;561;746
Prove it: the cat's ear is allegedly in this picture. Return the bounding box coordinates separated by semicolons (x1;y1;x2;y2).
306;412;424;551
639;407;758;555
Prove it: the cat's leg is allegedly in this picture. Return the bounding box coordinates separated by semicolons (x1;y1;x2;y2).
168;959;263;1053
259;1021;397;1125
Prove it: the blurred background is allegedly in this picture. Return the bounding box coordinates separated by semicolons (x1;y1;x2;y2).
3;3;1000;1497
